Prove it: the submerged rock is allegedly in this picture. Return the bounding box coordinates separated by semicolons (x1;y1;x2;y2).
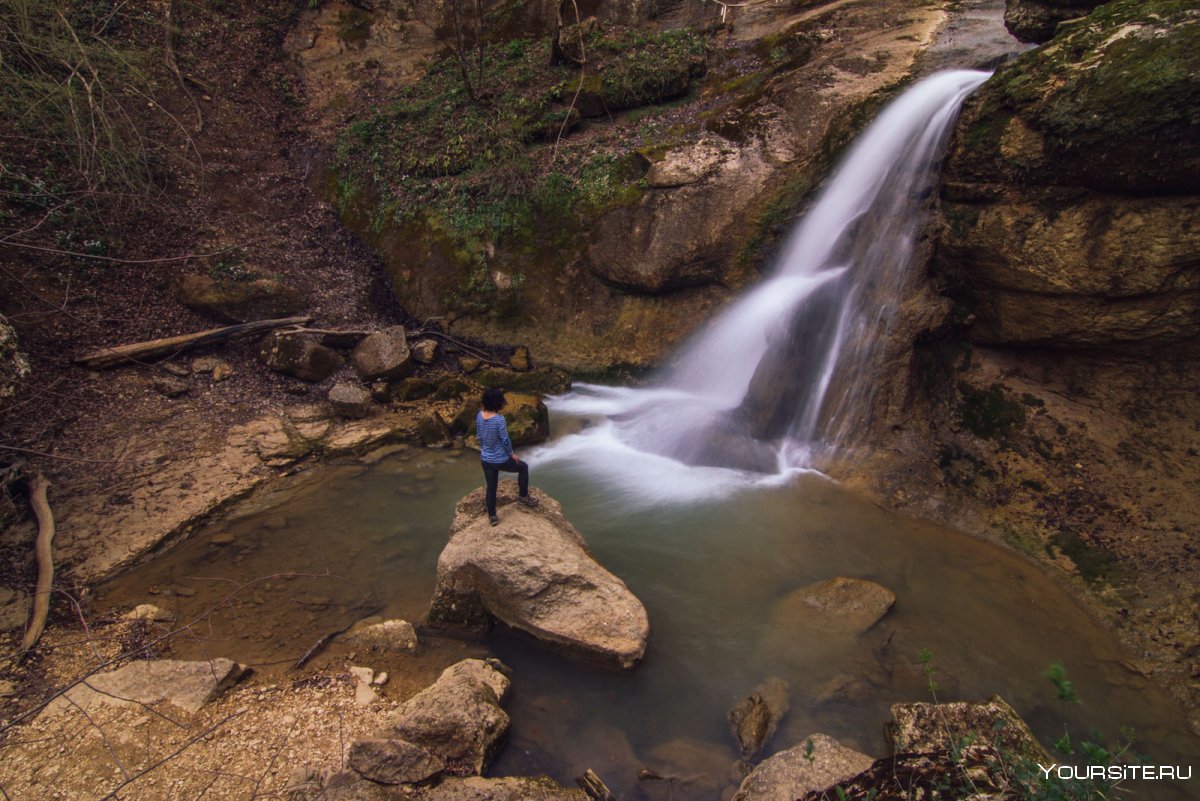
771;577;896;635
732;733;874;801
729;676;791;761
426;486;649;669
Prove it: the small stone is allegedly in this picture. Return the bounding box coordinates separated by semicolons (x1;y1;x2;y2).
411;339;438;364
152;376;190;398
508;346;531;371
123;604;175;623
210;532;235;546
354;681;378;708
211;362;233;382
328;382;372;419
458;357;481;373
163;363;190;377
373;672;389;686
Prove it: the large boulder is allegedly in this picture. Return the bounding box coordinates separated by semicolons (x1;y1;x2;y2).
732;734;874;801
426;486;649;669
475;367;572;395
42;658;248;717
377;658;511;777
936;0;1200;348
353;327;414;381
258;331;344;381
172;273;305;323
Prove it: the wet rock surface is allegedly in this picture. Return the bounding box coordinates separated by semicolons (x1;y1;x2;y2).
426;487;649;668
729;677;791;761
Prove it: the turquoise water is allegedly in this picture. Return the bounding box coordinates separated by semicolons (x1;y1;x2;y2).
98;423;1198;800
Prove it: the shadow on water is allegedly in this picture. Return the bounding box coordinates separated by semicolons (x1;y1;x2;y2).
99;432;1198;801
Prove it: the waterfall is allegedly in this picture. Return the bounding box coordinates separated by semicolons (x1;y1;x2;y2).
536;70;990;504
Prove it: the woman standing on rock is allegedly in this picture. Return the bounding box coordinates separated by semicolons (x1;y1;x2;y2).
478;387;539;526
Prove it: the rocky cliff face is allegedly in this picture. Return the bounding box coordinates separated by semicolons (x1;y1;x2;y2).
935;0;1200;348
303;0;977;372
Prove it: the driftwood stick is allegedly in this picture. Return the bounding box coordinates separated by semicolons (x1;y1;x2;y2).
20;473;55;655
72;316;312;369
576;769;614;801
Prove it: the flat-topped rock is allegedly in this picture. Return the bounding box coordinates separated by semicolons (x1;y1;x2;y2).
426;485;649;669
42;658;248;717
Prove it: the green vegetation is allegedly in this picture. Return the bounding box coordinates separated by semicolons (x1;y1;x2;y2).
0;2;171;216
956;0;1199;190
332;24;707;315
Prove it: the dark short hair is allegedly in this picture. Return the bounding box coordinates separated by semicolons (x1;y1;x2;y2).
481;387;506;412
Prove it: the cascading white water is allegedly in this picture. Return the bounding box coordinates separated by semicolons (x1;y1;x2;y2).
534;70;990;504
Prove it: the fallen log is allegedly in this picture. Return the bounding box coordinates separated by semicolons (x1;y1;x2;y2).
73;316;312;370
20;472;55;656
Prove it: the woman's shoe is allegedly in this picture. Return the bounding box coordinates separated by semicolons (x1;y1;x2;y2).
517;495;539;507
489;515;500;526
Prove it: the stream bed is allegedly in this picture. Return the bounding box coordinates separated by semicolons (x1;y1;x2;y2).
96;407;1198;801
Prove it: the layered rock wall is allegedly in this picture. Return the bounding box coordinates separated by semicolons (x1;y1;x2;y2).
935;0;1200;349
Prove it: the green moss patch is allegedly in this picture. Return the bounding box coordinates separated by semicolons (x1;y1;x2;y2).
332;24;707;316
958;382;1027;441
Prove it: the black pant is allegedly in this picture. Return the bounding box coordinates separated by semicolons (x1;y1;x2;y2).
482;457;529;517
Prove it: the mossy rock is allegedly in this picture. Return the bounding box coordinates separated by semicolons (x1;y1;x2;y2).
393;377;436;402
435;376;473;400
458;393;549;447
949;0;1200;193
475;367;571;394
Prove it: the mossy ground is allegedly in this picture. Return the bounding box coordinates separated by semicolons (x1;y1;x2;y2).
332;25;709;315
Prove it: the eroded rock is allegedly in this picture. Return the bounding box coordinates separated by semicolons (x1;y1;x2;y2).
349;738;445;785
379;658;511;776
426;486;649;668
937;0;1200;347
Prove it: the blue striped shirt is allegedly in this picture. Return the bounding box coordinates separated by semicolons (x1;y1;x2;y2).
477;412;513;464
